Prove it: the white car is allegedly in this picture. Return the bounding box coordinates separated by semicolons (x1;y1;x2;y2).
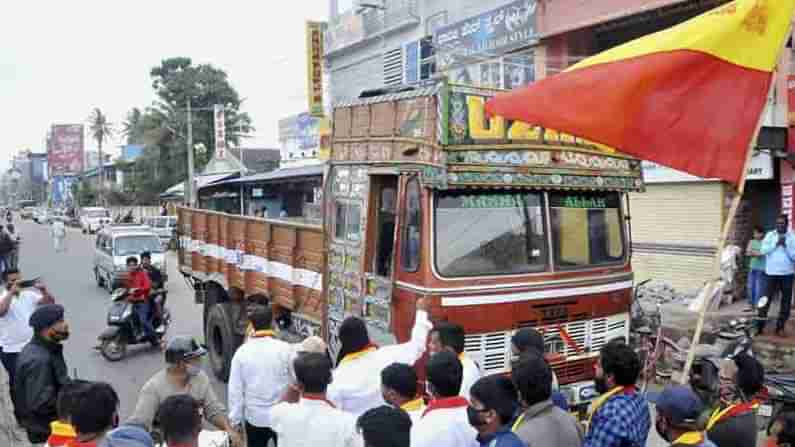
80;207;111;234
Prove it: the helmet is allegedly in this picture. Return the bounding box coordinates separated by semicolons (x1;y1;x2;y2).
165;336;206;364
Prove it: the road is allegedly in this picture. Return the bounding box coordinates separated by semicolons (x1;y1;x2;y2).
14;218;228;421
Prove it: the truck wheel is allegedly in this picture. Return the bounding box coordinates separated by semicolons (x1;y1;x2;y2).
205;304;236;382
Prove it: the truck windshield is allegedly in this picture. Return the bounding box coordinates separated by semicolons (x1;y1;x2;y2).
434;190;626;277
549;192;625;269
434;191;548;277
114;236;163;256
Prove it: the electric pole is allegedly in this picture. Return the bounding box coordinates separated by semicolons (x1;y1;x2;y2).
186;99;195;207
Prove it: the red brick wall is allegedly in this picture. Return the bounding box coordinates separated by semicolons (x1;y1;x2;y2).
538;0;689;37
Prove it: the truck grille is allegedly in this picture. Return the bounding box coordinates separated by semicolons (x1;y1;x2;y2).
463;313;629;381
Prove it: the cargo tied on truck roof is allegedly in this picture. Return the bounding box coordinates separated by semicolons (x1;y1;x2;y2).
177;80;643;416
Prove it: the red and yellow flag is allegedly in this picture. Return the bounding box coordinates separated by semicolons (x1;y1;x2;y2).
485;0;795;185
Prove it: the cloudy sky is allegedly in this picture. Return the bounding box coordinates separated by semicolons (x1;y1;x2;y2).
0;0;329;171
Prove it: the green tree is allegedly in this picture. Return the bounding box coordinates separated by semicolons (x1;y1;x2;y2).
87;108;114;206
122;107;144;144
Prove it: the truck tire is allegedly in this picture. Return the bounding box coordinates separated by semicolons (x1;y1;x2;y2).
205;304;236;382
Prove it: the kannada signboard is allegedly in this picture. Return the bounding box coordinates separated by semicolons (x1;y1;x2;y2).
434;0;538;71
306;21;325;117
642;151;774;183
49;124;84;175
214;105;226;159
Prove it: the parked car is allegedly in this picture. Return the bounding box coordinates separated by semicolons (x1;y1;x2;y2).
80;207;112;234
93;224;167;291
143;216;178;249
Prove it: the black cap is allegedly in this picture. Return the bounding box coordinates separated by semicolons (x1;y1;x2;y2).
165;336;206;364
29;304;65;331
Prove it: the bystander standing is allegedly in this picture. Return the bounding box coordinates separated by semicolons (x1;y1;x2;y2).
747;226;767;311
429;322;481;400
468;375;525;447
380;363;424;424
759;215;795;336
649;385;717;447
357;405;411;447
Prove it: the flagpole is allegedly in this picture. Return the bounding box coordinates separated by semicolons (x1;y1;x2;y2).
679;37;791;383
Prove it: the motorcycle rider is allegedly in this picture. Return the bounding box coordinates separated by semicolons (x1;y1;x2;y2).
125;256;156;347
140;251;165;324
128;336;241;447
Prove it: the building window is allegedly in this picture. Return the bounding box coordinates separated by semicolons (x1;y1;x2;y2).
405;37;436;85
334;201;362;243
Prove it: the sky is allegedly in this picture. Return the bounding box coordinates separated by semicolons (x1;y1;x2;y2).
0;0;329;171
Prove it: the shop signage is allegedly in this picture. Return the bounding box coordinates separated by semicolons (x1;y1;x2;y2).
306;21;325;117
214;105;226;159
642;151;774;183
434;0;538;70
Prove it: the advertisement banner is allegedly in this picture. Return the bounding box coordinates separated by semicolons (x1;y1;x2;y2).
51;175;78;207
434;0;538;71
49;124;84;175
214;105;226;159
306;21;325;117
31;156;48;183
789;75;795;153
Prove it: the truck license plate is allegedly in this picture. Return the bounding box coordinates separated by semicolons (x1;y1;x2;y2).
759;404;773;417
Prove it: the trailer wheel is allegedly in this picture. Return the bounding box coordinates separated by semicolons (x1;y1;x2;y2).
205;304;236;382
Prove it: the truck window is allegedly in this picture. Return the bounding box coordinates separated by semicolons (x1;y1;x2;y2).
334;201;362;243
549;192;625;269
401;179;421;272
434;190;547;277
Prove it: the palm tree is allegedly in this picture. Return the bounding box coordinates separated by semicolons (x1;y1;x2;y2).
88;108;114;206
121;107;143;144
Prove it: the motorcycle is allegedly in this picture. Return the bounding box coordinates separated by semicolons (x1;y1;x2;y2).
97;287;171;361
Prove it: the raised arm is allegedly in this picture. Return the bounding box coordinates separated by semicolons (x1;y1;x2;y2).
374;297;432;366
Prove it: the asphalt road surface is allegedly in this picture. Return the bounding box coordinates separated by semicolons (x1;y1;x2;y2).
13;218;228;421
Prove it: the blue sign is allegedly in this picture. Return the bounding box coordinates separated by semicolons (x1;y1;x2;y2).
122;144;144;162
52;175;77;207
434;0;537;70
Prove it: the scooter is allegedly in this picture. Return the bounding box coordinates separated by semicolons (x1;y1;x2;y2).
97;287;171;361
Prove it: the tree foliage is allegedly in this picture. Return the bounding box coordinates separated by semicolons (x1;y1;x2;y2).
123;57;253;201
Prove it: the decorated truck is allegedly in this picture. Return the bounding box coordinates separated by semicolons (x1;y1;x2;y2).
177;81;644;412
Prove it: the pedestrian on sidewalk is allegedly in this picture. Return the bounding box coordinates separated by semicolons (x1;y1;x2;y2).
14;304;71;445
228;304;292;447
649;385;717;447
380;363;425;424
468;375;525;447
747;226;767;311
411;351;478;447
50;220;66;254
357;405;412;447
327;297;431;416
759;215;795;336
269;352;360;447
6;224;19;270
429;322;481;400
157;395;202;447
510;351;582;447
127;336;240;447
0;224;14;274
0;270;55;406
583;339;650;447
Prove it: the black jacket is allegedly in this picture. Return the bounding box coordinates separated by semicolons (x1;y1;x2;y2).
707;409;757;447
14;334;69;443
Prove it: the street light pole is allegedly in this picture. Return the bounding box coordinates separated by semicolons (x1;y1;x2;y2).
186;99;195;207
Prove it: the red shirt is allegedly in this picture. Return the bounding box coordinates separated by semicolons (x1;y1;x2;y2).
127;269;151;302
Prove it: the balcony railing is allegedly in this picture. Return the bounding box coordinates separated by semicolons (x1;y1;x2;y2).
326;0;419;55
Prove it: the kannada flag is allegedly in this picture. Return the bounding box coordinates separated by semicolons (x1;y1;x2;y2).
485;0;795;186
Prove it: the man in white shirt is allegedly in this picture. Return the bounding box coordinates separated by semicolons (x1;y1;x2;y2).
270;352;360;447
0;269;54;405
428;322;481;400
380;363;425;424
411;351;478;447
228;304;292;447
328;297;431;416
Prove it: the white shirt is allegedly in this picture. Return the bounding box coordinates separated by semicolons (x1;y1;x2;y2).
411;402;479;447
228;334;292;428
270;398;361;447
327;310;432;416
0;288;42;352
459;354;482;400
401;399;426;426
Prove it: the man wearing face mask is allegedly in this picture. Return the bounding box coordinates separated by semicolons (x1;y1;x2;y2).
14;304;71;444
759;215;795;336
649;385;717;447
128;336;241;447
584;339;650;447
467;375;525;447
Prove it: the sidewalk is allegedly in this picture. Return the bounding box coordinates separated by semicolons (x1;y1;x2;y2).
0;367;31;446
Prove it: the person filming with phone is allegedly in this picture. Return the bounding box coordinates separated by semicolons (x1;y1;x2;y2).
0;269;55;414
